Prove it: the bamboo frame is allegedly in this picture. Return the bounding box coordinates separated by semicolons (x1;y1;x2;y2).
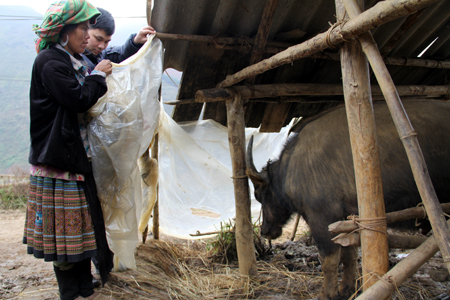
343;0;450;274
216;0;442;88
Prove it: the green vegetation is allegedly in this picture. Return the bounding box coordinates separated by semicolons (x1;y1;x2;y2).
207;220;238;264
0;166;28;209
206;218;270;264
0;184;28;210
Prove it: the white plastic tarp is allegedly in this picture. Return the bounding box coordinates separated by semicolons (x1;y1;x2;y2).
88;36;163;270
155;107;291;239
87;34;291;270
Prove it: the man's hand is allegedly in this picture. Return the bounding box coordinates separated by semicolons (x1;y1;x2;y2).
134;26;156;44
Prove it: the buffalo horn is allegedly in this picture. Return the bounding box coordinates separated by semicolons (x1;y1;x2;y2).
246;136;266;183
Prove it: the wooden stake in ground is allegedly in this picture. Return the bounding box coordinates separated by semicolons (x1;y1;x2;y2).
343;0;450;274
337;0;389;292
226;92;258;276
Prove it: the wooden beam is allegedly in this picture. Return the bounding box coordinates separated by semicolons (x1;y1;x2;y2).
332;232;427;249
195;84;450;102
219;43;450;70
343;0;450;274
329;203;450;235
216;0;442;88
244;0;280;131
248;0;280;81
154;32;291;49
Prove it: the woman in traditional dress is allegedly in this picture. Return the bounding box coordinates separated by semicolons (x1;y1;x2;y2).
23;1;113;299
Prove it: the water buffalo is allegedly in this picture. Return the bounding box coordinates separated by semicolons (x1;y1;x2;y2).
246;100;450;300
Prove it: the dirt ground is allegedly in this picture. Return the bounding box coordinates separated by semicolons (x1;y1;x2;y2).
1;209;449;299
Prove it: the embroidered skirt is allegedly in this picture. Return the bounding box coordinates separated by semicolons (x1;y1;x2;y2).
23;175;98;263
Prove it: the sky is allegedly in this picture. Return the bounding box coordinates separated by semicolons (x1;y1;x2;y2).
0;0;148;17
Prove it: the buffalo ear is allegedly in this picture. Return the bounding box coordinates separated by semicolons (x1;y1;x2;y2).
246;135;269;186
247;169;268;187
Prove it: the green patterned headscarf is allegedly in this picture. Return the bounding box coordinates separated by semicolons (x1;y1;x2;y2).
33;0;101;53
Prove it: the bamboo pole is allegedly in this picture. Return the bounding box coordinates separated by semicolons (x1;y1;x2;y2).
195;84;450;102
355;219;450;300
226;91;257;276
337;0;389;291
329;203;450;235
152;134;159;240
216;0;442;88
343;0;450;274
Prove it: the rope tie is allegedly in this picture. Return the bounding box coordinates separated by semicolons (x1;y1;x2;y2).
325;21;341;51
348;215;387;235
325;13;352;51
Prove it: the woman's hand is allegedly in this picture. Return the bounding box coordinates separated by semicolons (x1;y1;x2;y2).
134;26;156;44
95;59;113;76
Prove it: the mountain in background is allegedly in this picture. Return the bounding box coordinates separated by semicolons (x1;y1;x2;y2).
0;5;181;174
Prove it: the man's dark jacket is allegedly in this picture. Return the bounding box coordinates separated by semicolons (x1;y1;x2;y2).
29;45;107;174
81;33;141;70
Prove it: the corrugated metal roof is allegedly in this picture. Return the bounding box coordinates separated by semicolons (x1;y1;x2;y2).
151;0;450;132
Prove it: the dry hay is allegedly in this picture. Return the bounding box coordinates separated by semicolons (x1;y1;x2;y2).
95;218;450;300
99;239;322;300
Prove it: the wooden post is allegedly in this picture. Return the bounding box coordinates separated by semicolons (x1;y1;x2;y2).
343;0;450;274
217;0;441;88
336;0;389;292
356;219;450;300
152;134;159;240
226;92;258;276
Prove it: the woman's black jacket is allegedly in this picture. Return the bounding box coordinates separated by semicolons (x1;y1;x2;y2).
29;45;107;174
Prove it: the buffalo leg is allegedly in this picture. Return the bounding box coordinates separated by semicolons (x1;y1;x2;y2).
318;249;340;300
338;246;358;299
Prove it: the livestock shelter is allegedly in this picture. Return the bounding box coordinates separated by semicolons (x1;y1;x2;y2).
140;0;450;298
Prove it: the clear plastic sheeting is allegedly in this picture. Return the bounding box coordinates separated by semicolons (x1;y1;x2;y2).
154;106;292;239
88;36;163;270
